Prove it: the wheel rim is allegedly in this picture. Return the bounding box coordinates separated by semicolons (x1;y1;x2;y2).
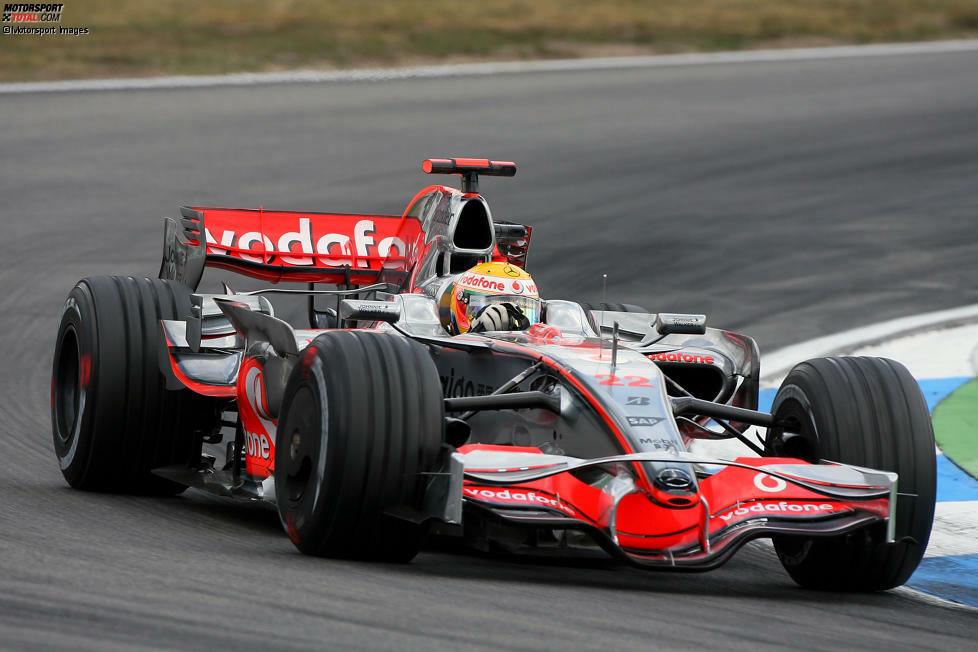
769;394;829;564
767;397;819;462
281;385;321;505
54;326;83;447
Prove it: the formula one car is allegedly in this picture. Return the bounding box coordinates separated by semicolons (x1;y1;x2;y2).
51;158;936;590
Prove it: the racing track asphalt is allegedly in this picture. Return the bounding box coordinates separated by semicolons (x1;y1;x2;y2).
1;48;977;650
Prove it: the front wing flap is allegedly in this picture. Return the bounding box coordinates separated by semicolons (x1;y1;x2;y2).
452;450;897;570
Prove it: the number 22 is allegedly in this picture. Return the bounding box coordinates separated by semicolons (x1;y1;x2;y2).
594;374;653;387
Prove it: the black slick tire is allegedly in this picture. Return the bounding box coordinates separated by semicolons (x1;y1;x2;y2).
274;330;444;562
51;276;218;494
766;356;936;591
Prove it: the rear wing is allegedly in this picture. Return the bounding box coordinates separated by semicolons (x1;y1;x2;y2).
159;206;424;289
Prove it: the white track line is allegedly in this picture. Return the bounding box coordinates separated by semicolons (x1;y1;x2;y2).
2;39;978;95
762;302;978;383
893;586;978;614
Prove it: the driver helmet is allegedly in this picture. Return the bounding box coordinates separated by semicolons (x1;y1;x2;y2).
448;261;541;334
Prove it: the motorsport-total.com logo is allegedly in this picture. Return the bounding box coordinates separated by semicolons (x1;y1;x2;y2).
2;3;89;35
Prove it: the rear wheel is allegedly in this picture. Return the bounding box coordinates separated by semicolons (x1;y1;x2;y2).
274;330;444;561
766;356;936;591
51;276;219;493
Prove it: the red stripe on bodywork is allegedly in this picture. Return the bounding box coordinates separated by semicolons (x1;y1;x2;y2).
486;340;631;452
166;351;236;397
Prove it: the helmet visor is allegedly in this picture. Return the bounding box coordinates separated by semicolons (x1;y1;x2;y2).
466;293;541;326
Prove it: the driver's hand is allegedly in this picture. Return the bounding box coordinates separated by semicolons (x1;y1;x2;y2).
469;303;529;332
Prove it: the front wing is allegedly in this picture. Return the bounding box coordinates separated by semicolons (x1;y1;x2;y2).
448;448;896;570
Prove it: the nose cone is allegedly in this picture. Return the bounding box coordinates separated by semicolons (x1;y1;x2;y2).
650;466;698;507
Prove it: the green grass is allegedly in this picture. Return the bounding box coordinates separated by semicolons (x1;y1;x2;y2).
933;378;978;479
2;1;978;81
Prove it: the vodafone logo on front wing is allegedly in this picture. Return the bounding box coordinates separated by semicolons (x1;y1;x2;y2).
717;501;840;522
464;487;576;516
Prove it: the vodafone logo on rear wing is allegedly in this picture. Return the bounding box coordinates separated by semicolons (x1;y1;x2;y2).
198;209;424;269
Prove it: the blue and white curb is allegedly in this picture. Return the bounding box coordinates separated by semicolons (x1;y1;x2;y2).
851;323;978;608
695;307;978;608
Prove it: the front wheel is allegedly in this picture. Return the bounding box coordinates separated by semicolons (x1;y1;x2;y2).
766;356;936;591
274;330;444;561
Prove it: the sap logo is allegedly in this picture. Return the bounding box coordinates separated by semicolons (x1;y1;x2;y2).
245;431;271;460
627;416;664;427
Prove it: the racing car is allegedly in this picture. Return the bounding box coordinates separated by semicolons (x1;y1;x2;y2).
51;158;936;591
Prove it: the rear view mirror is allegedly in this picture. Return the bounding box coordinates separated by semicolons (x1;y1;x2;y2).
339;299;401;324
655;313;706;335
